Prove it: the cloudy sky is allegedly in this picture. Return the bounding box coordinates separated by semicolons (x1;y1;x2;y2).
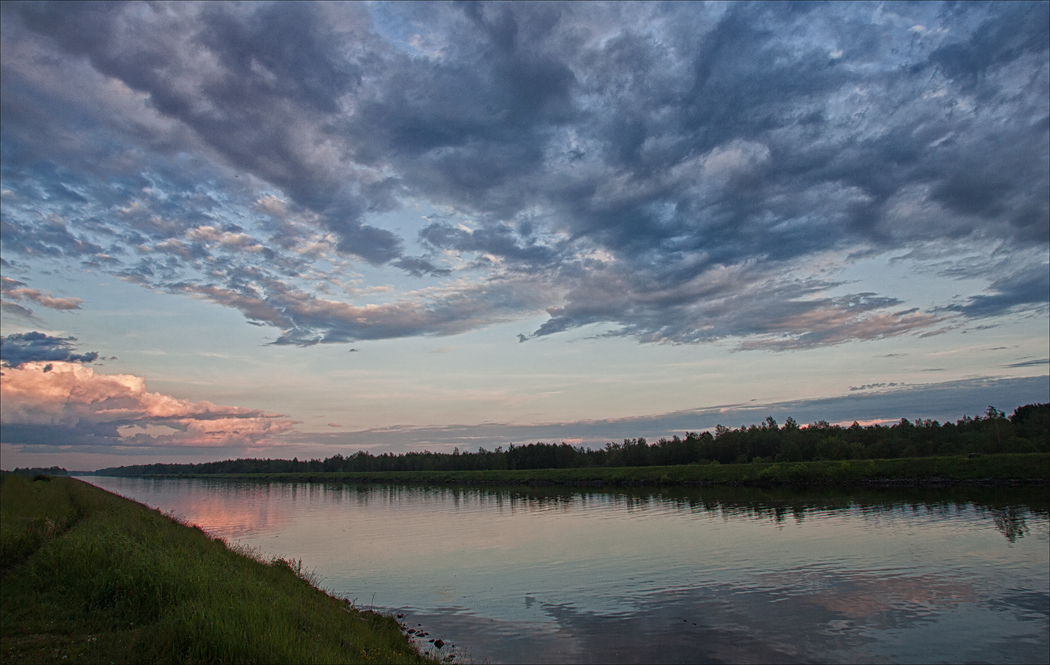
2;2;1047;470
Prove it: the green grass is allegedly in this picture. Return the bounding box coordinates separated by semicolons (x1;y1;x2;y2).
0;474;436;665
0;475;80;571
151;453;1050;487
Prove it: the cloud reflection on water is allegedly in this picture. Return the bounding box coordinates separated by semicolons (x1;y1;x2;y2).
81;478;1049;664
403;566;1041;664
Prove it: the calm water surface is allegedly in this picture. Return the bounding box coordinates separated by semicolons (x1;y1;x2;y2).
80;477;1049;664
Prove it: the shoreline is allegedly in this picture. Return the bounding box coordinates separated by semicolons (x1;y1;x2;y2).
0;475;437;664
91;453;1049;488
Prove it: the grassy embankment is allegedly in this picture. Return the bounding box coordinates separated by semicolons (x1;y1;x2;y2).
0;474;436;664
144;452;1049;486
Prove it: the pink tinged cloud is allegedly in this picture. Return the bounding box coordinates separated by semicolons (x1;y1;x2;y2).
0;276;83;311
0;362;296;447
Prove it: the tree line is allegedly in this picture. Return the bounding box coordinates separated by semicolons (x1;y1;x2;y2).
91;403;1049;477
8;466;72;478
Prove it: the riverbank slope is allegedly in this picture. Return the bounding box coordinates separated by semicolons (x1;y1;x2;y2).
124;452;1049;487
0;474;434;664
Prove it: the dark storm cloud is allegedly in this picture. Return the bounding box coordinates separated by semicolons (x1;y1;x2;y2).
1;2;1047;346
8;1;401;264
419;220;562;266
945;266;1050;319
929;2;1049;87
391;256;452;278
525;264;943;350
0;332;98;368
1005;358;1049;368
0;212;106;259
355;2;1047;341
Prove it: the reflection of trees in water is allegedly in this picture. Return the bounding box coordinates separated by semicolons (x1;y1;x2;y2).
989;506;1028;542
303;482;1044;543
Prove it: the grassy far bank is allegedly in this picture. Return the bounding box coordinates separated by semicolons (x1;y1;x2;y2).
145;453;1050;487
0;474;436;665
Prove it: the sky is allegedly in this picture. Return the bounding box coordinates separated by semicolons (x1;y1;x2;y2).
1;1;1047;471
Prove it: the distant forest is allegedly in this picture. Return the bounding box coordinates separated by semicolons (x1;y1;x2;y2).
7;466;72;478
92;403;1050;477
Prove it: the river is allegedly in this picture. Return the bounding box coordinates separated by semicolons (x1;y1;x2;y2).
78;477;1049;664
